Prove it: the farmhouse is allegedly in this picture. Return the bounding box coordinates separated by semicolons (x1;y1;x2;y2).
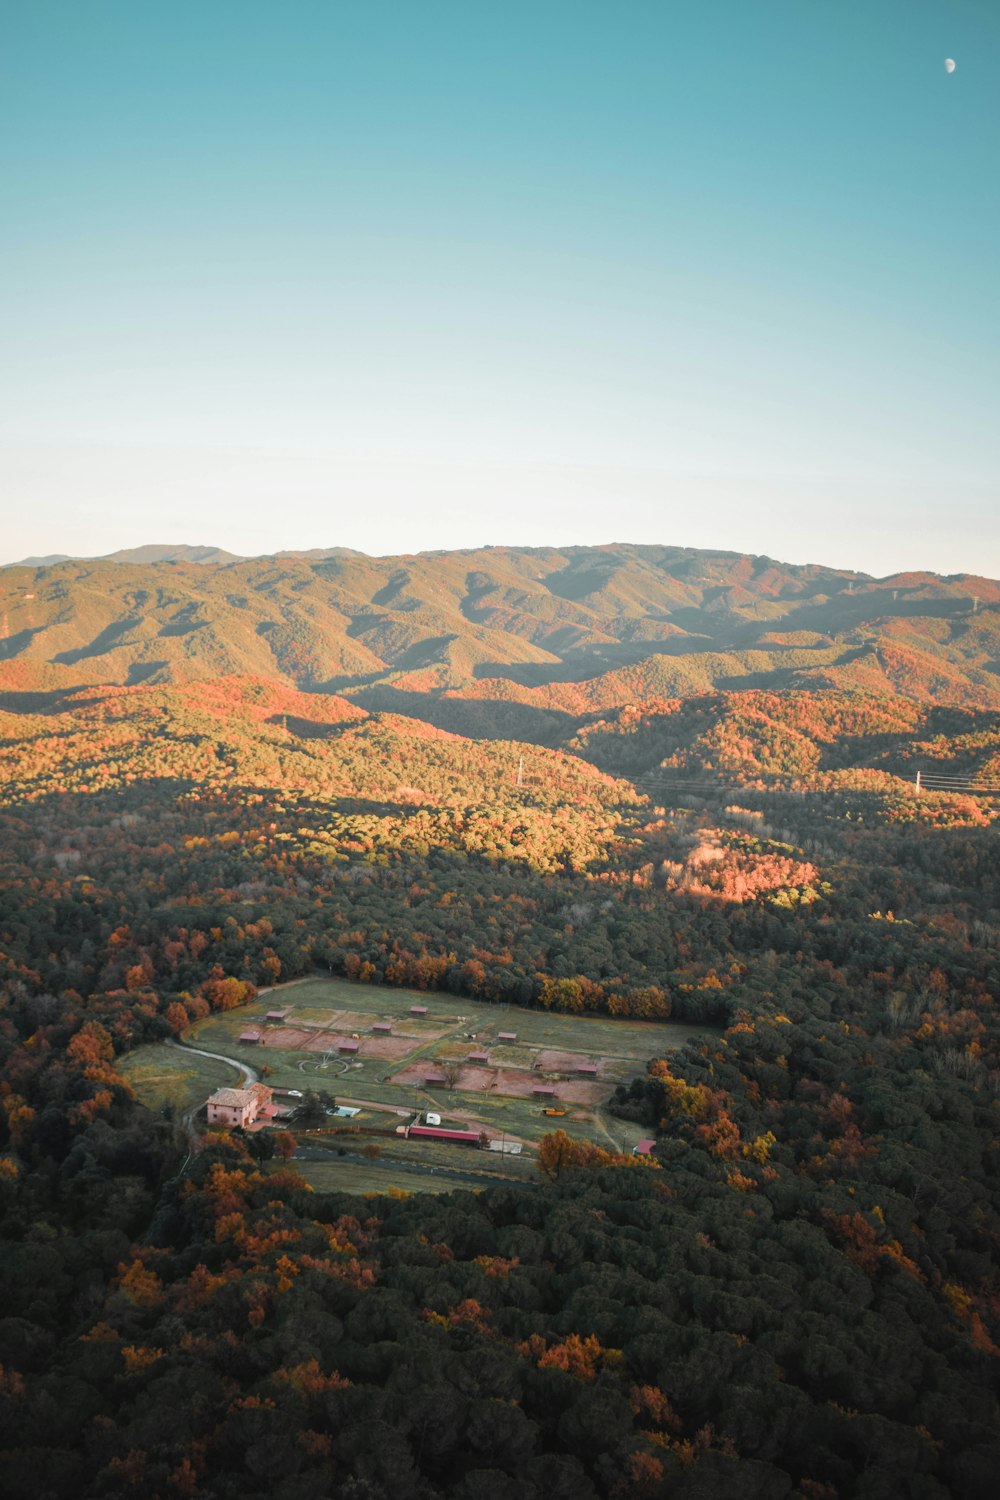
206;1082;273;1129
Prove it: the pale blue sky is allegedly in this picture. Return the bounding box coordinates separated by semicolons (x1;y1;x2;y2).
1;1;997;574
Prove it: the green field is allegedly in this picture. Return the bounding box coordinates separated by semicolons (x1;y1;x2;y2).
175;976;714;1148
119;1043;239;1114
290;1145;529;1198
122;977;715;1191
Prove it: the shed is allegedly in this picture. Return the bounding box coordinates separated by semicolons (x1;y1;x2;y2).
337;1039;360;1054
533;1084;557;1097
633;1138;656;1156
409;1005;428;1016
239;1029;262;1044
372;1021;393;1033
576;1061;600;1076
409;1125;481;1146
497;1031;518;1042
468;1050;490;1064
265;1009;289;1022
423;1069;448;1085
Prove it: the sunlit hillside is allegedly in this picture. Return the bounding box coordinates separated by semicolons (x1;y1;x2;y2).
2;544;998;707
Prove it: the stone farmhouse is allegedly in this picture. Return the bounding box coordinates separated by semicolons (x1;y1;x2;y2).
206;1082;273;1129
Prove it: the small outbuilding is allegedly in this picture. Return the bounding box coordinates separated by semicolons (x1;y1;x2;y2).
468;1049;490;1064
576;1061;600;1076
337;1039;360;1054
372;1021;393;1034
409;1005;428;1016
424;1069;448;1086
497;1031;518;1043
239;1029;262;1044
533;1084;557;1098
265;1009;290;1022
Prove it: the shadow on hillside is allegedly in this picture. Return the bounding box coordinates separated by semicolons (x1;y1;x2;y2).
341;685;578;747
0;687;108;714
54;617;140;666
265;714;361;740
126;661;169;686
0;627;47;662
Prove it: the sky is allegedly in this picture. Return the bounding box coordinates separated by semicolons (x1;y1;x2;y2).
1;0;998;576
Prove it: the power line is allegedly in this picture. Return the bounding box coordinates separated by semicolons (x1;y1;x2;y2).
628;770;1000;801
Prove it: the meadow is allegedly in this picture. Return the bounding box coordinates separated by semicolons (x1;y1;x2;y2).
129;976;715;1179
119;1042;238;1115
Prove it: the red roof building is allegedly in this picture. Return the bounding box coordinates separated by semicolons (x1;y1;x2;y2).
497;1031;518;1042
265;1009;289;1022
409;1125;481;1146
533;1084;557;1097
409;1005;428;1015
576;1062;599;1076
372;1021;393;1033
423;1069;448;1085
337;1039;360;1054
468;1050;490;1063
239;1029;262;1044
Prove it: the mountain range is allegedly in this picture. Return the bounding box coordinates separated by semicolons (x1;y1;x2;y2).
2;543;998;712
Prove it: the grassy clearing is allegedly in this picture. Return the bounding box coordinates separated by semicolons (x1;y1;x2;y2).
172;976;717;1148
120;1044;237;1114
288;1156;490;1197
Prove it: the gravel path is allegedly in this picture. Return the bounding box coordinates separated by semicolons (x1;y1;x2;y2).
165;1036;259;1087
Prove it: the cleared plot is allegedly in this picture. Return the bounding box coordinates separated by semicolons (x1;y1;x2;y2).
120;1045;236;1114
390;1061;605;1105
289;1158;470;1197
536;1049;607;1074
485;1044;536;1070
180;977;717;1148
358;1035;414;1060
258;979;463;1021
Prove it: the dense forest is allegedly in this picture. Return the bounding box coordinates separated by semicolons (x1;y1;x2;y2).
1;546;999;1497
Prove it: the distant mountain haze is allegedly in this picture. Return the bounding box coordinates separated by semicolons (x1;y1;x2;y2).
1;542;997;709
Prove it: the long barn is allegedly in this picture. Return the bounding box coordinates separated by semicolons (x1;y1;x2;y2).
408;1124;481;1146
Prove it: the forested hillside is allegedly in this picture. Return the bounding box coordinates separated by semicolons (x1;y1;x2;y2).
3;543;999;706
0;545;998;1497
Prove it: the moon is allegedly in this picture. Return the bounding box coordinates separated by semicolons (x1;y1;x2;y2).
944;58;956;73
